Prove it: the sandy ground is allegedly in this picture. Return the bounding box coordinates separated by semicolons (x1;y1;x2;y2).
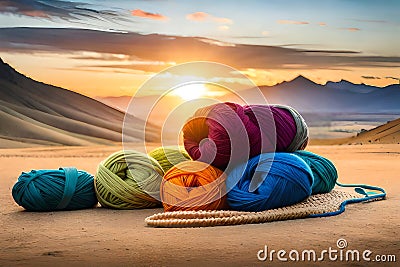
0;144;399;266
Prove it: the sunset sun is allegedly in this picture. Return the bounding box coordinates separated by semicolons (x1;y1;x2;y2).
172;83;208;101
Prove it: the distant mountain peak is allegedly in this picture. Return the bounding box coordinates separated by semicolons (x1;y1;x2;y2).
260;75;319;89
291;75;313;82
325;79;380;93
383;84;400;90
284;75;317;86
0;57;17;84
334;79;355;85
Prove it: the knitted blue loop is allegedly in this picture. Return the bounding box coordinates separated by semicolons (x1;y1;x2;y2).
309;182;386;218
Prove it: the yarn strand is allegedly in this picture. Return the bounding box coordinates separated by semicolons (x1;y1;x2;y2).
12;168;97;211
56;167;79;209
145;185;386;228
95;150;164;209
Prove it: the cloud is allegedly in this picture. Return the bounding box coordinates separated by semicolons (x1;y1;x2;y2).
341;27;361;32
186;12;208;21
186;12;233;24
1;27;399;73
355;19;387;24
20;10;50;18
386;76;400;81
131;9;168;21
0;0;125;22
362;76;381;79
198;39;235;47
302;49;359;54
84;61;176;73
228;35;269;39
213;17;233;24
277;20;309;25
318;22;327;26
218;25;229;31
70;51;131;61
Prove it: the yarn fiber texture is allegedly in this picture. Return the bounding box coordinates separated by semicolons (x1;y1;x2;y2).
275;104;309;151
243;104;309;152
149;146;191;173
293;150;338;194
183;102;256;170
182;102;309;171
12;167;97;211
161;161;228;212
226;153;313;212
95;150;164;209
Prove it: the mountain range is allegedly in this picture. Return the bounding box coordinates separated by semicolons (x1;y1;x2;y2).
97;77;400;142
98;75;400;114
0;58;159;148
1;57;399;148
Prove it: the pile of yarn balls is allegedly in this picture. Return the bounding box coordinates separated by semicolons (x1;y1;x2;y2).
12;102;338;213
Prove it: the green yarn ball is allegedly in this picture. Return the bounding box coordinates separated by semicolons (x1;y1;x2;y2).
95;150;164;209
148;146;191;173
293;150;338;194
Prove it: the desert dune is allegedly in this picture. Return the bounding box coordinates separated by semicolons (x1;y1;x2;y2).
0;58;159;148
0;144;398;266
311;118;400;145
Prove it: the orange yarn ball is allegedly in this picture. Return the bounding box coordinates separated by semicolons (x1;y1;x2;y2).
161;161;228;212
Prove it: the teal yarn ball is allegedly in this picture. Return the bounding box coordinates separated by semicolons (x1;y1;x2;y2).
12;167;98;211
293;150;338;194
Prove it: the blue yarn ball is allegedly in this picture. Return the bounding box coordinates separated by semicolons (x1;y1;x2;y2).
226;153;313;212
12;167;98;211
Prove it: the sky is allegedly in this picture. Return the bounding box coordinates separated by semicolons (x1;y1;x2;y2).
0;0;399;97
